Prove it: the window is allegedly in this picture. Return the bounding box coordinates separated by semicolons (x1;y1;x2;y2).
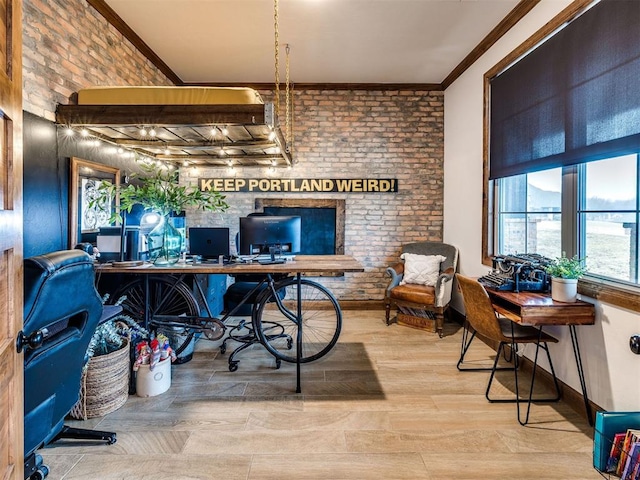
496;169;561;259
483;0;640;312
494;154;640;288
578;155;638;284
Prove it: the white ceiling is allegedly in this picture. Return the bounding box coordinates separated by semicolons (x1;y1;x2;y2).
103;0;521;85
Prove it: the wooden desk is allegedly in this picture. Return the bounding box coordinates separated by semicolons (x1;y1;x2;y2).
96;255;364;393
95;255;364;276
486;288;596;424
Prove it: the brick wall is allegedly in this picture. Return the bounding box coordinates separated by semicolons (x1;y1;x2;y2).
23;0;172;120
22;0;444;301
187;89;444;300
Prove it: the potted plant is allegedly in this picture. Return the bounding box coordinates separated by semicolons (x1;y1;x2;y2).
92;160;229;264
545;253;587;302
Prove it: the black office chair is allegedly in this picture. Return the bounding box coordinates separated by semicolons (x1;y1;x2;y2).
220;231;288;371
21;250;118;480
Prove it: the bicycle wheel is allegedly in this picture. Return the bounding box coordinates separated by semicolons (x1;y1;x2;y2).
253;277;342;363
114;275;200;358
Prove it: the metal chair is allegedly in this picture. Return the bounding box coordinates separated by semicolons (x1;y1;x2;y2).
455;274;561;425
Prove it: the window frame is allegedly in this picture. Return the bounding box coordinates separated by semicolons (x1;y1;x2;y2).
482;0;640;313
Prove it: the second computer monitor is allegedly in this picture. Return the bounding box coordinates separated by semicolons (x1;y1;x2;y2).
188;227;230;259
239;215;301;256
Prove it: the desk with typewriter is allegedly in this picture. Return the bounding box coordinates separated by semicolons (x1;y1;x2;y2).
478;254;596;424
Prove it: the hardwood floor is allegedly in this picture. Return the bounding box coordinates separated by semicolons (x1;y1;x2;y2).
41;310;600;479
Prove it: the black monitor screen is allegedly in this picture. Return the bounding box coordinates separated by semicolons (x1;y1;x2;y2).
188;227;230;259
239;216;301;255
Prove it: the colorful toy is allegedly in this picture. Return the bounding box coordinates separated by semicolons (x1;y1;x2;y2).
133;341;150;371
149;338;161;370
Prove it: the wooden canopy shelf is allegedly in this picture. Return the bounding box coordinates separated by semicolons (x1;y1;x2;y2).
55;88;293;168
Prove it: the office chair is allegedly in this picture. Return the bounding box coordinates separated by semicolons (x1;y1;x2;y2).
221;232;287;371
21;250;118;480
455;274;561;425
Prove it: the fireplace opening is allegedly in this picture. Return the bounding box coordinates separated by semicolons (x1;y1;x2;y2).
255;198;345;256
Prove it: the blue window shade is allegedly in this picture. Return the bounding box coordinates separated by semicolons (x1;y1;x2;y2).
489;0;640;180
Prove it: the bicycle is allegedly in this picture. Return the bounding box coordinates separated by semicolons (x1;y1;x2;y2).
111;272;342;372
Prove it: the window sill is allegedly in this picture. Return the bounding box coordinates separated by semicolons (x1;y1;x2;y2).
578;277;640;313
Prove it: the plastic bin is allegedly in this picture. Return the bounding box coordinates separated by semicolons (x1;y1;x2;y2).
593;411;640;475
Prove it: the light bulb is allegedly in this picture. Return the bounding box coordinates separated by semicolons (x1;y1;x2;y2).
164;148;170;155
268;131;276;141
219;148;225;156
183;160;189;167
117;147;124;154
140;128;147;136
149;128;157;137
65;127;74;136
210;128;217;137
80;129;89;137
221;127;229;136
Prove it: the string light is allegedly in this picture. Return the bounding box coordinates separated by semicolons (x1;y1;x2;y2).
139;127;147;136
65;127;74;136
221;127;229;136
149;128;157;137
81;128;89;137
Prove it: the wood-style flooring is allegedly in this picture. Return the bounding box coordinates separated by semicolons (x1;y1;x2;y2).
41;310;601;479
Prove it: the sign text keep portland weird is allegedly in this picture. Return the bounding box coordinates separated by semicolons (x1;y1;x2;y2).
199;178;398;193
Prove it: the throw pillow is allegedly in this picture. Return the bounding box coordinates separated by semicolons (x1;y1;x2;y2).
400;253;446;286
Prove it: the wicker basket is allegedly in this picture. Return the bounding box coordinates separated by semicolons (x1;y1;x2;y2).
70;339;130;420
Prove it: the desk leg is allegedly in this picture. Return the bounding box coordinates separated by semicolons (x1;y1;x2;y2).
569;325;593;426
143;275;150;330
296;273;302;394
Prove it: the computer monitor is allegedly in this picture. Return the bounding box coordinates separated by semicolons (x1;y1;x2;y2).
188;227;230;259
239;215;301;256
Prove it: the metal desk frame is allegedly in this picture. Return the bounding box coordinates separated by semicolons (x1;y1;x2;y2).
95;255;363;393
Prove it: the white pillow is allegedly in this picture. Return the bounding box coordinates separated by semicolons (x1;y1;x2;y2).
400;253;446;286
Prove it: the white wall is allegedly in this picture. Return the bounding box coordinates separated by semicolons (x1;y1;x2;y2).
443;0;640;412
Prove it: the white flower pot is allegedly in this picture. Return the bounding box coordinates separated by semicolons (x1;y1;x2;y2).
551;277;578;303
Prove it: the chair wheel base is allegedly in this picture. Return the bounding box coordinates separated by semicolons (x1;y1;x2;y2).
25;453;49;480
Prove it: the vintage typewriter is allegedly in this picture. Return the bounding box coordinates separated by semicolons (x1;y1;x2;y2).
478;253;552;292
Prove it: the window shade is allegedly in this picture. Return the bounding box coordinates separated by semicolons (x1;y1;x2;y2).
489;0;640;180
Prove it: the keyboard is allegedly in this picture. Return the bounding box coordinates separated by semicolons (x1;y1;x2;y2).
238;254;295;262
257;259;286;265
478;272;514;290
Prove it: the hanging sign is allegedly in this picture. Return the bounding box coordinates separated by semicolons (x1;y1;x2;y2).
199;178;398;193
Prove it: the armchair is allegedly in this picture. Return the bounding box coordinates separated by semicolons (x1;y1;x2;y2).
21;250;117;480
384;241;458;337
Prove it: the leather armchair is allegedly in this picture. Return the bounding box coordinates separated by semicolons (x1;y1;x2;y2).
385;242;458;337
21;250;117;480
